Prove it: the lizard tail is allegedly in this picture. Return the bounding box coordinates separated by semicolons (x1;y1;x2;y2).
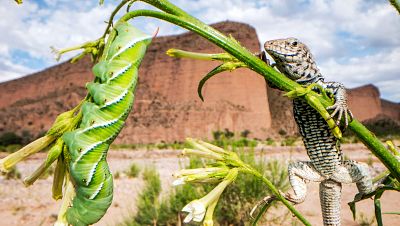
319;179;342;226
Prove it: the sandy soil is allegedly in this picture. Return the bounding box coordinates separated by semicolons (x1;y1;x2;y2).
0;144;399;226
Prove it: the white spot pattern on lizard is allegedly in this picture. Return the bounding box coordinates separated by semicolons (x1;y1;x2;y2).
263;38;374;226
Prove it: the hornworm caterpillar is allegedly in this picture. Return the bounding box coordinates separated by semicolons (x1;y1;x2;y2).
62;22;152;226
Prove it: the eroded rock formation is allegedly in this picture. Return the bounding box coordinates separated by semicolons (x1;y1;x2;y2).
0;22;399;143
0;22;271;143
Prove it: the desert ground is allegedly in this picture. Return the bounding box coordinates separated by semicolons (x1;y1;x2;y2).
0;144;399;226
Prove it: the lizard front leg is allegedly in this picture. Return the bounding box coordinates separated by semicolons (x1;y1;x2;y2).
317;81;354;128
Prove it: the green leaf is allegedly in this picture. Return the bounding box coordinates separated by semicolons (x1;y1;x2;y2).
198;62;246;101
251;200;275;226
383;212;400;215
374;191;384;226
348;201;357;220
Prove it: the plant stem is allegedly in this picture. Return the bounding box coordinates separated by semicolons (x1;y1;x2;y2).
389;0;400;14
118;1;400;182
166;49;234;62
120;0;400;181
240;164;311;226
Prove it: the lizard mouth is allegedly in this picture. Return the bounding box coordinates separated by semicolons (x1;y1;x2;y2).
265;48;297;57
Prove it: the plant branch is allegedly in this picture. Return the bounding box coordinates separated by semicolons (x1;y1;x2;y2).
389;0;400;14
240;164;311;226
117;1;400;182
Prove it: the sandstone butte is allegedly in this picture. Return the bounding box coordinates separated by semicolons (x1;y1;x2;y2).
0;22;399;143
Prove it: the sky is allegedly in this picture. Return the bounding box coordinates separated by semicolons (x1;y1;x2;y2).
1;0;399;102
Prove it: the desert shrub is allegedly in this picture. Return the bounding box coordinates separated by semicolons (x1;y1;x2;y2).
240;129;251;138
231;137;258;148
0;132;22;146
114;171;121;179
169;141;185;150
21;130;33;145
120;150;290;226
212;130;259;149
212;130;223;140
5;144;22;153
281;136;297;146
122;167;161;226
265;137;275;146
156;141;168;149
126;163;141;178
212;129;234;141
363;116;400;137
278;129;287;136
1;166;21;180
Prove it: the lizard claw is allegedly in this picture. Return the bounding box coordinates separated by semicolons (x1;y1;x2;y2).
250;195;278;218
327;101;353;128
250;191;302;219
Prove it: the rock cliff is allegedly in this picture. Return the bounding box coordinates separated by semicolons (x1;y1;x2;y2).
0;22;271;143
0;22;399;143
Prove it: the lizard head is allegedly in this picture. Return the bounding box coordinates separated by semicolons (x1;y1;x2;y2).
264;38;321;83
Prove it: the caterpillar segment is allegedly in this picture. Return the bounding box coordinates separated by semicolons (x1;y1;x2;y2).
62;22;152;226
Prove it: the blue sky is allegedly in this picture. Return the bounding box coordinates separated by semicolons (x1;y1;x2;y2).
1;0;399;102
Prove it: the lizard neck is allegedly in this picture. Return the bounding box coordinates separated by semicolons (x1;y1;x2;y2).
274;56;324;85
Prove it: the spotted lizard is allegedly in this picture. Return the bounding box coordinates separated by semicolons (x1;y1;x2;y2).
261;38;374;226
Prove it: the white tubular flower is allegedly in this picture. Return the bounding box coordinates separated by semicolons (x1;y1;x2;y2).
196;139;228;155
182;200;207;223
172;167;229;186
172;177;186;186
181;169;238;223
182;148;223;160
183;138;232;160
202;199;218;226
0;135;55;172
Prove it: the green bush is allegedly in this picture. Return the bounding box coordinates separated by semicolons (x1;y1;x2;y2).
126;163;141;178
265;137;275;146
281;136;297;146
122;167;161;226
278;129;287;136
21;130;33;145
0;132;22;146
363;116;400;137
240;129;251;138
120;150;290;225
5;144;22;153
211;129;259;149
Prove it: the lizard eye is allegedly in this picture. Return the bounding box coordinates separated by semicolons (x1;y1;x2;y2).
292;41;298;46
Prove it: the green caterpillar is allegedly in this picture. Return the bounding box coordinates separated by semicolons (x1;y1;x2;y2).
62;22;152;226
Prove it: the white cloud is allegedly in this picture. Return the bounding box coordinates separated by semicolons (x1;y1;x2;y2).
0;0;399;102
320;46;400;84
0;55;34;81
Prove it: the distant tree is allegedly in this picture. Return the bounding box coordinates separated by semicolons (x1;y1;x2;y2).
0;132;22;146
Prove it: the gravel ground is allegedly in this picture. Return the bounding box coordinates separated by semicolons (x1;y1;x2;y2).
0;144;399;226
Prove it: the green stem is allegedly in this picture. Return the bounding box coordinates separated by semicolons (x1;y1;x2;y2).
241;165;311;226
389;0;400;14
251;200;275;226
166;49;235;62
118;1;400;182
374;190;384;226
